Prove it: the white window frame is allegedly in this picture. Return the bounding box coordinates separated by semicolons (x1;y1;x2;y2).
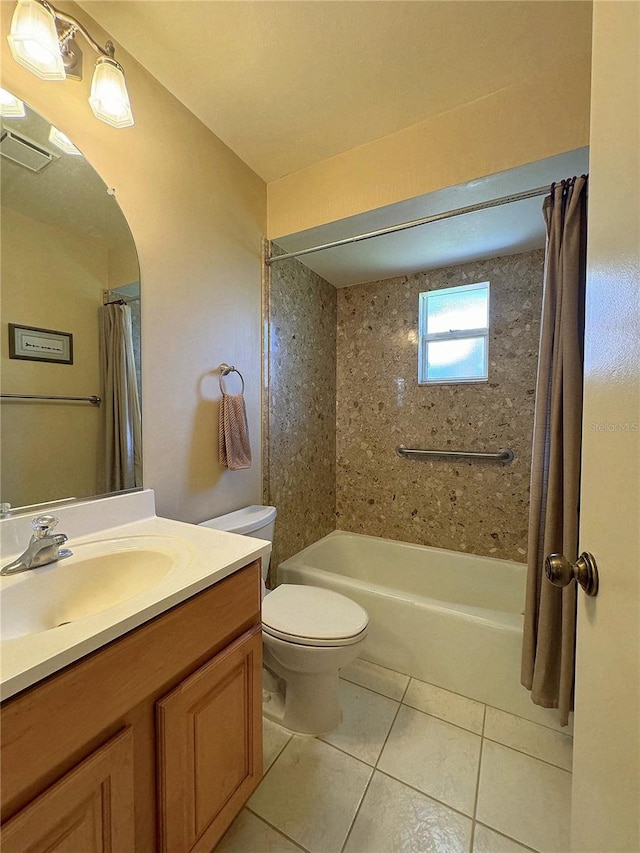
418;281;490;385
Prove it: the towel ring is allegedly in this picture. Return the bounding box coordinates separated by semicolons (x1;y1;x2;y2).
218;363;245;395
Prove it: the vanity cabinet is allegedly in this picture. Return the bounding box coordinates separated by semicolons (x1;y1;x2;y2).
1;727;135;853
0;561;263;852
158;628;262;852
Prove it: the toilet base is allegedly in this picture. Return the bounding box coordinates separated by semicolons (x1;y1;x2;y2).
262;627;367;736
262;666;343;735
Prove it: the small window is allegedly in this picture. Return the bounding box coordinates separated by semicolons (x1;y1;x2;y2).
418;282;489;384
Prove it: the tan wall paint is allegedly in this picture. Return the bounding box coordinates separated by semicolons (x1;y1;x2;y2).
0;1;267;522
267;56;591;238
108;240;139;291
571;2;640;849
1;208;104;506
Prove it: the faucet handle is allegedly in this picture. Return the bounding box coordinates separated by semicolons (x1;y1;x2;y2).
32;515;59;539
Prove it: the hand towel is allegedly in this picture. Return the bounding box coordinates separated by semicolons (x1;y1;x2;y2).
218;392;252;470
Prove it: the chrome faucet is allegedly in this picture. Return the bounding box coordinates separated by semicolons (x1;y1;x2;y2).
1;515;72;576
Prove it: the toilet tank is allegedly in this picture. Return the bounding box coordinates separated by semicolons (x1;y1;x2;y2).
199;505;276;578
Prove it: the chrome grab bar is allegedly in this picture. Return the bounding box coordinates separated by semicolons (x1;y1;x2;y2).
396;445;514;463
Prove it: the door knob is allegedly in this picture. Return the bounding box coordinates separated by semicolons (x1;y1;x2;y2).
545;552;599;596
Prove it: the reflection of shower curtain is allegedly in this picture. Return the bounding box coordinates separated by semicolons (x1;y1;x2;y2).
99;303;142;491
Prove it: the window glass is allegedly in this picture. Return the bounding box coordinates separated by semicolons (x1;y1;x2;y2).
426;336;487;382
418;282;489;384
426;287;489;334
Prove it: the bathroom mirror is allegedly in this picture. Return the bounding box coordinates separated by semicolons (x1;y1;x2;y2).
0;91;142;512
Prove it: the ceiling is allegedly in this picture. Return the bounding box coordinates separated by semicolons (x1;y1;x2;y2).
66;1;592;285
1;106;133;248
80;1;593;183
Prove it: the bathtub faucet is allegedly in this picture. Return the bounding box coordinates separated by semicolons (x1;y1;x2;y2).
0;515;72;576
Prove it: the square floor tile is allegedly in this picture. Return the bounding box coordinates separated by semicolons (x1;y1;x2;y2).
321;680;399;765
344;771;472;853
378;705;482;815
263;717;293;772
341;657;410;700
483;707;573;771
476;740;572;852
404;679;485;734
215;809;301;852
473;824;534;853
249;736;372;853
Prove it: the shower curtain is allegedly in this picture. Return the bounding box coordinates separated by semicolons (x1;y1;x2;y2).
99;302;142;491
521;176;588;726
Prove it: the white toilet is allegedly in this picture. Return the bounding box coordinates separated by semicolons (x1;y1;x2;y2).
199;506;368;734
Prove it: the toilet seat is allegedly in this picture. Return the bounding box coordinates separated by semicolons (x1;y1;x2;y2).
262;584;368;647
263;624;368;648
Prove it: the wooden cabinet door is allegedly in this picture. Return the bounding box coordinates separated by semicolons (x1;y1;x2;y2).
157;625;263;853
1;727;134;853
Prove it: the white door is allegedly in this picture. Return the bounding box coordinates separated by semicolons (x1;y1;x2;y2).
571;2;640;850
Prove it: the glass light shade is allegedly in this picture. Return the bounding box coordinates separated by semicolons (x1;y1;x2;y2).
89;57;134;128
0;87;26;117
7;0;65;81
48;125;81;155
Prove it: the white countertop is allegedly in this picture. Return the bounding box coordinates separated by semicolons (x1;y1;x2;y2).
0;490;270;701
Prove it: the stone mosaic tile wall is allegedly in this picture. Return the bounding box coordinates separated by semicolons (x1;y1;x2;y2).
335;250;544;562
264;247;337;577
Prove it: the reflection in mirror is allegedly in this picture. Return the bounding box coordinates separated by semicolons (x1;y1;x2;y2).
0;91;142;512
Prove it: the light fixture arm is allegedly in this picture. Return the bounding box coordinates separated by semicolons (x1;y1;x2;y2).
41;0;115;59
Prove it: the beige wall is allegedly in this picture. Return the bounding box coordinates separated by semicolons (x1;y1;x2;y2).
0;1;267;522
268;57;591;238
571;1;640;849
264;248;337;577
1;208;105;506
108;240;139;291
336;250;544;561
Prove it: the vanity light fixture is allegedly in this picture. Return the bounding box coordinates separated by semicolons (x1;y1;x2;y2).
0;87;26;117
7;0;64;80
89;56;133;129
48;125;81;155
7;0;134;128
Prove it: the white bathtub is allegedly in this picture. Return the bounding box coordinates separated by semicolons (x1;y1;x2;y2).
279;530;556;726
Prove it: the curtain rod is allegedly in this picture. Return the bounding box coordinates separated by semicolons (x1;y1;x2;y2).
266;183;551;265
103;296;140;305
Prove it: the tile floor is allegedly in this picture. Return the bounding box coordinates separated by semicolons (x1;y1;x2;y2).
216;658;573;853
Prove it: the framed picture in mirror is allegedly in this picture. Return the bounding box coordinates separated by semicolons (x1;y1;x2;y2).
8;323;73;364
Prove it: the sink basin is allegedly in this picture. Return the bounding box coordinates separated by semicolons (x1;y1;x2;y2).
0;535;191;642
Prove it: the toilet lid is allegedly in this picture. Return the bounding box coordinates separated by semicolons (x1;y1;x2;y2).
262;584;369;642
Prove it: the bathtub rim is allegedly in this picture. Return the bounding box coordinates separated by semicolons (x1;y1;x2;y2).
278;530;524;630
281;528;527;572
